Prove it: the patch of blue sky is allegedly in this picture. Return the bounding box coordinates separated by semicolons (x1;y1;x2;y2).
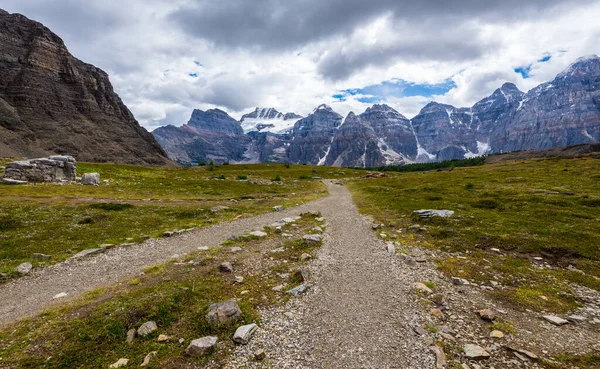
514;54;552;78
193;61;203;66
188;73;198;77
332;79;456;102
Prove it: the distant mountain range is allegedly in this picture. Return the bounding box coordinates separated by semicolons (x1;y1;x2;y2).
0;9;172;166
154;55;600;167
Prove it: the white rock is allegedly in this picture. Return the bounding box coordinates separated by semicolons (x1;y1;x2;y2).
14;262;32;275
53;292;68;299
463;344;490;359
233;323;258;344
543;315;569;326
249;231;267;237
137;321;158;336
302;234;321;243
81;173;100;186
273;205;284;212
386;242;395;254
412;209;454;219
109;358;129;368
197;246;209;251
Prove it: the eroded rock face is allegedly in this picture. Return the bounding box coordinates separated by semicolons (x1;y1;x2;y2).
3;156;76;182
0;10;171;166
153;109;251;165
288;104;343;165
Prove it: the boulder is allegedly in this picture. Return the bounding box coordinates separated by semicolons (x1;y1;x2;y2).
137;321;158;337
233;323;258;344
81;172;100;185
206;299;242;326
186;336;218;356
3;156;76;182
14;262;32;275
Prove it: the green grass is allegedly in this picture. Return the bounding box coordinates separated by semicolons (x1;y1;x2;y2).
0;213;323;368
0;162;360;276
347;156;600;313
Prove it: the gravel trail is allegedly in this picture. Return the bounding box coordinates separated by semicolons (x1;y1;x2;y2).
0;192;328;328
225;181;433;368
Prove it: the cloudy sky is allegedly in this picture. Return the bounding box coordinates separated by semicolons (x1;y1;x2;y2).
4;0;600;130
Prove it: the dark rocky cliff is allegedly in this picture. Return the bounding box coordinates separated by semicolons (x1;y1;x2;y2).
0;9;172;166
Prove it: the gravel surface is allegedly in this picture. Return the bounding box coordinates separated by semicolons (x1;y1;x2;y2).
223;181;434;368
0;190;327;328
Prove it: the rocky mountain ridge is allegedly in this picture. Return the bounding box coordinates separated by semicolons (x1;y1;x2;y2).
154;55;600;167
0;9;173;166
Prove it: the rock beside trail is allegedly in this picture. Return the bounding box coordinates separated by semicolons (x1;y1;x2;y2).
302;234;322;243
490;330;504;338
412;209;454;219
33;253;51;260
220;262;233;273
273;205;284;212
287;284;308;296
254;349;266;361
70;248;105;260
3;156;76;182
543;315;569;326
186;336;218;356
430;345;447;369
206;299;242;326
137;321;158;337
414;282;433;294
211;205;229;213
233;323;258;344
14;262;32;275
249;231;267;237
81;172;100;186
463;344;490;360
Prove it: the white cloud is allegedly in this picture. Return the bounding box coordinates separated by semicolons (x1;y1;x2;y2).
3;0;600;128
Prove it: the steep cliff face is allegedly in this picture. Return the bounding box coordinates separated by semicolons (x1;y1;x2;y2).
0;9;172;166
324;112;385;167
153;109;249;164
359;104;417;164
490;56;600;153
287;104;343;164
240;107;302;134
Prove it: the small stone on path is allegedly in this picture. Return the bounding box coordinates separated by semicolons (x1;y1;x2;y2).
53;292;67;299
302;234;321;243
14;262;32;275
414;282;433;294
479;309;496;321
286;284;308;296
254;349;266;361
490;330;504;338
249;230;267;237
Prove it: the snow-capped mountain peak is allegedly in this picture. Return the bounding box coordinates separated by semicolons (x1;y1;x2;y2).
240;107;303;134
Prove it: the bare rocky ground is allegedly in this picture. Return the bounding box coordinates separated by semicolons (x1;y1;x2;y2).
1;181;598;368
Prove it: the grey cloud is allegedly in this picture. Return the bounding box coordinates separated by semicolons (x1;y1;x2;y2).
168;0;590;51
317;22;496;81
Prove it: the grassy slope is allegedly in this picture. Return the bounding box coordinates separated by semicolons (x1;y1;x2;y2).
347;156;600;313
0;162;359;275
0;214;324;368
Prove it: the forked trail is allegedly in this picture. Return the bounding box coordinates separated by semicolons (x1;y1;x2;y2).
0;182;433;368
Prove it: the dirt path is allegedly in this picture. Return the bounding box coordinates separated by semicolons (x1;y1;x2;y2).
225;181;433;368
0;191;328;328
1;181;434;367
